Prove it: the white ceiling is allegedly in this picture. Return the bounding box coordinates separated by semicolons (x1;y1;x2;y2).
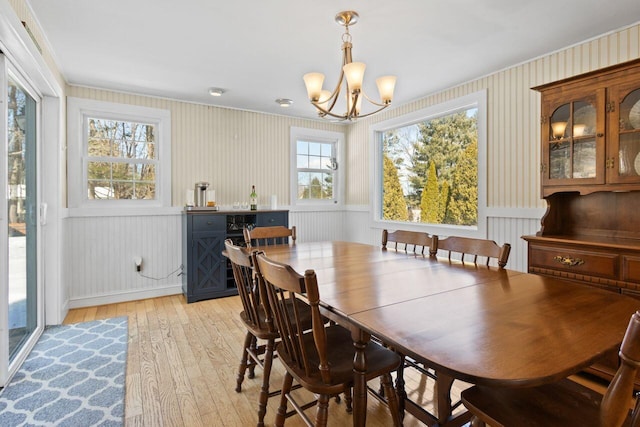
27;0;640;120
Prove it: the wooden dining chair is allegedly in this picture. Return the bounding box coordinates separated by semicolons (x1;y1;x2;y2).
433;235;511;268
461;310;640;427
244;225;296;247
254;251;403;427
382;229;436;256
225;239;309;427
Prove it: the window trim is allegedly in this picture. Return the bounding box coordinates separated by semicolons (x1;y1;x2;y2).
370;89;487;238
67;97;171;215
290;127;344;210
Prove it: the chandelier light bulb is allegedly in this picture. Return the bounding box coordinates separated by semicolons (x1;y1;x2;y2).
376;76;397;104
303;73;325;101
343;62;366;93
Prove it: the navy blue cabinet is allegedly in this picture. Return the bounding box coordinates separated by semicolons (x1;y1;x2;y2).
182;210;289;302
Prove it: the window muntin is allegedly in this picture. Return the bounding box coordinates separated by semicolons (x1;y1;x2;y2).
371;90;487;237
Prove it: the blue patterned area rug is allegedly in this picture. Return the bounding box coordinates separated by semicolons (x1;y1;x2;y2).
0;317;128;426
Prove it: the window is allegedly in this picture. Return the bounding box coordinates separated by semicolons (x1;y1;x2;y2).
290;127;344;208
371;90;487;237
67;98;171;213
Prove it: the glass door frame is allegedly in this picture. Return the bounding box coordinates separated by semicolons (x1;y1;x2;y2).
0;53;45;387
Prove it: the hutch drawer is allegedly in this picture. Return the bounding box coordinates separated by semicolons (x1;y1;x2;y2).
528;244;619;280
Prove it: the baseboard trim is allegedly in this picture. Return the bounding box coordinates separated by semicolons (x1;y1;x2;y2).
68;283;183;309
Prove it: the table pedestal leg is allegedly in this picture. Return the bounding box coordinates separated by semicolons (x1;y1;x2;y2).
436;372;455;424
352;330;368;427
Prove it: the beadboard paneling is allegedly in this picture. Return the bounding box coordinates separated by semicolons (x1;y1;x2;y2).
290;210;347;243
64;214;183;307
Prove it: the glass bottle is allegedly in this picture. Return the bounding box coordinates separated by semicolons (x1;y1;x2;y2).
250;185;257;210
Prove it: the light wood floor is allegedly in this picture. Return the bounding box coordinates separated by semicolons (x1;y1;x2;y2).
64;293;610;426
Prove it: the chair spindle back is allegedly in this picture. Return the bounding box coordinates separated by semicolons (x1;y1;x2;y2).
434;235;511;268
254;252;330;383
382;229;435;256
244;225;296;248
225;239;270;332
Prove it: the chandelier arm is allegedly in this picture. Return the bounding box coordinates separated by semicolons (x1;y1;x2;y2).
350;104;391;119
360;89;391;107
347;91;360;117
325;72;344;113
310;103;351;120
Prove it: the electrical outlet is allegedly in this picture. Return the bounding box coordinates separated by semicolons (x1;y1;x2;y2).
134;256;142;272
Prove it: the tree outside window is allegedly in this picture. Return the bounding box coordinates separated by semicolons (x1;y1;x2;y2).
381;108;478;226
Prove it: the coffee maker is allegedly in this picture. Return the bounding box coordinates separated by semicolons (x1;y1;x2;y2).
194;182;209;207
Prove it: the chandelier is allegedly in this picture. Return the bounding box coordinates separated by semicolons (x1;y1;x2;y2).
303;11;397;121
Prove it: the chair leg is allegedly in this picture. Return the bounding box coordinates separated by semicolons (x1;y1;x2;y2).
248;335;258;379
314;394;330;427
395;355;407;420
236;331;253;392
344;387;353;413
256;338;275;427
381;372;402;427
275;372;294;427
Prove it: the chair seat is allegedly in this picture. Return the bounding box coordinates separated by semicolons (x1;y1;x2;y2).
277;324;402;395
240;297;314;340
461;378;633;427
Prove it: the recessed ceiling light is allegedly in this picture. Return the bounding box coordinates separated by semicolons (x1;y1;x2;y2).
276;98;293;107
208;87;225;97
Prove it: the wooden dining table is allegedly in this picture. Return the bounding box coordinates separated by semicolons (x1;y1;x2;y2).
258;240;640;427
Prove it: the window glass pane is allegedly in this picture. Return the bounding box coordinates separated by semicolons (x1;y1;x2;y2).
321;143;332;157
309;155;322;169
297;140;308;155
381;108;478;226
297;154;308;168
309;142;321;156
321;156;331;169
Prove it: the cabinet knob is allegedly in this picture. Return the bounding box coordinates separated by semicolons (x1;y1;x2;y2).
597;133;604;137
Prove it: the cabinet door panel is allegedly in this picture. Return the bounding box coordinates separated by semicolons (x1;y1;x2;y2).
608;83;640;184
541;89;606;188
191;231;226;295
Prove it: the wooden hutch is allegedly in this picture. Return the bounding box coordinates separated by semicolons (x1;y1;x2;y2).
523;58;640;383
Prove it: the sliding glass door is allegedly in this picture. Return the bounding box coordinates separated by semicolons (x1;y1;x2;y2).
0;54;43;387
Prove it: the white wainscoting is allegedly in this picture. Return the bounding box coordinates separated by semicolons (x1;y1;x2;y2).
64;213;183;308
64;206;544;308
